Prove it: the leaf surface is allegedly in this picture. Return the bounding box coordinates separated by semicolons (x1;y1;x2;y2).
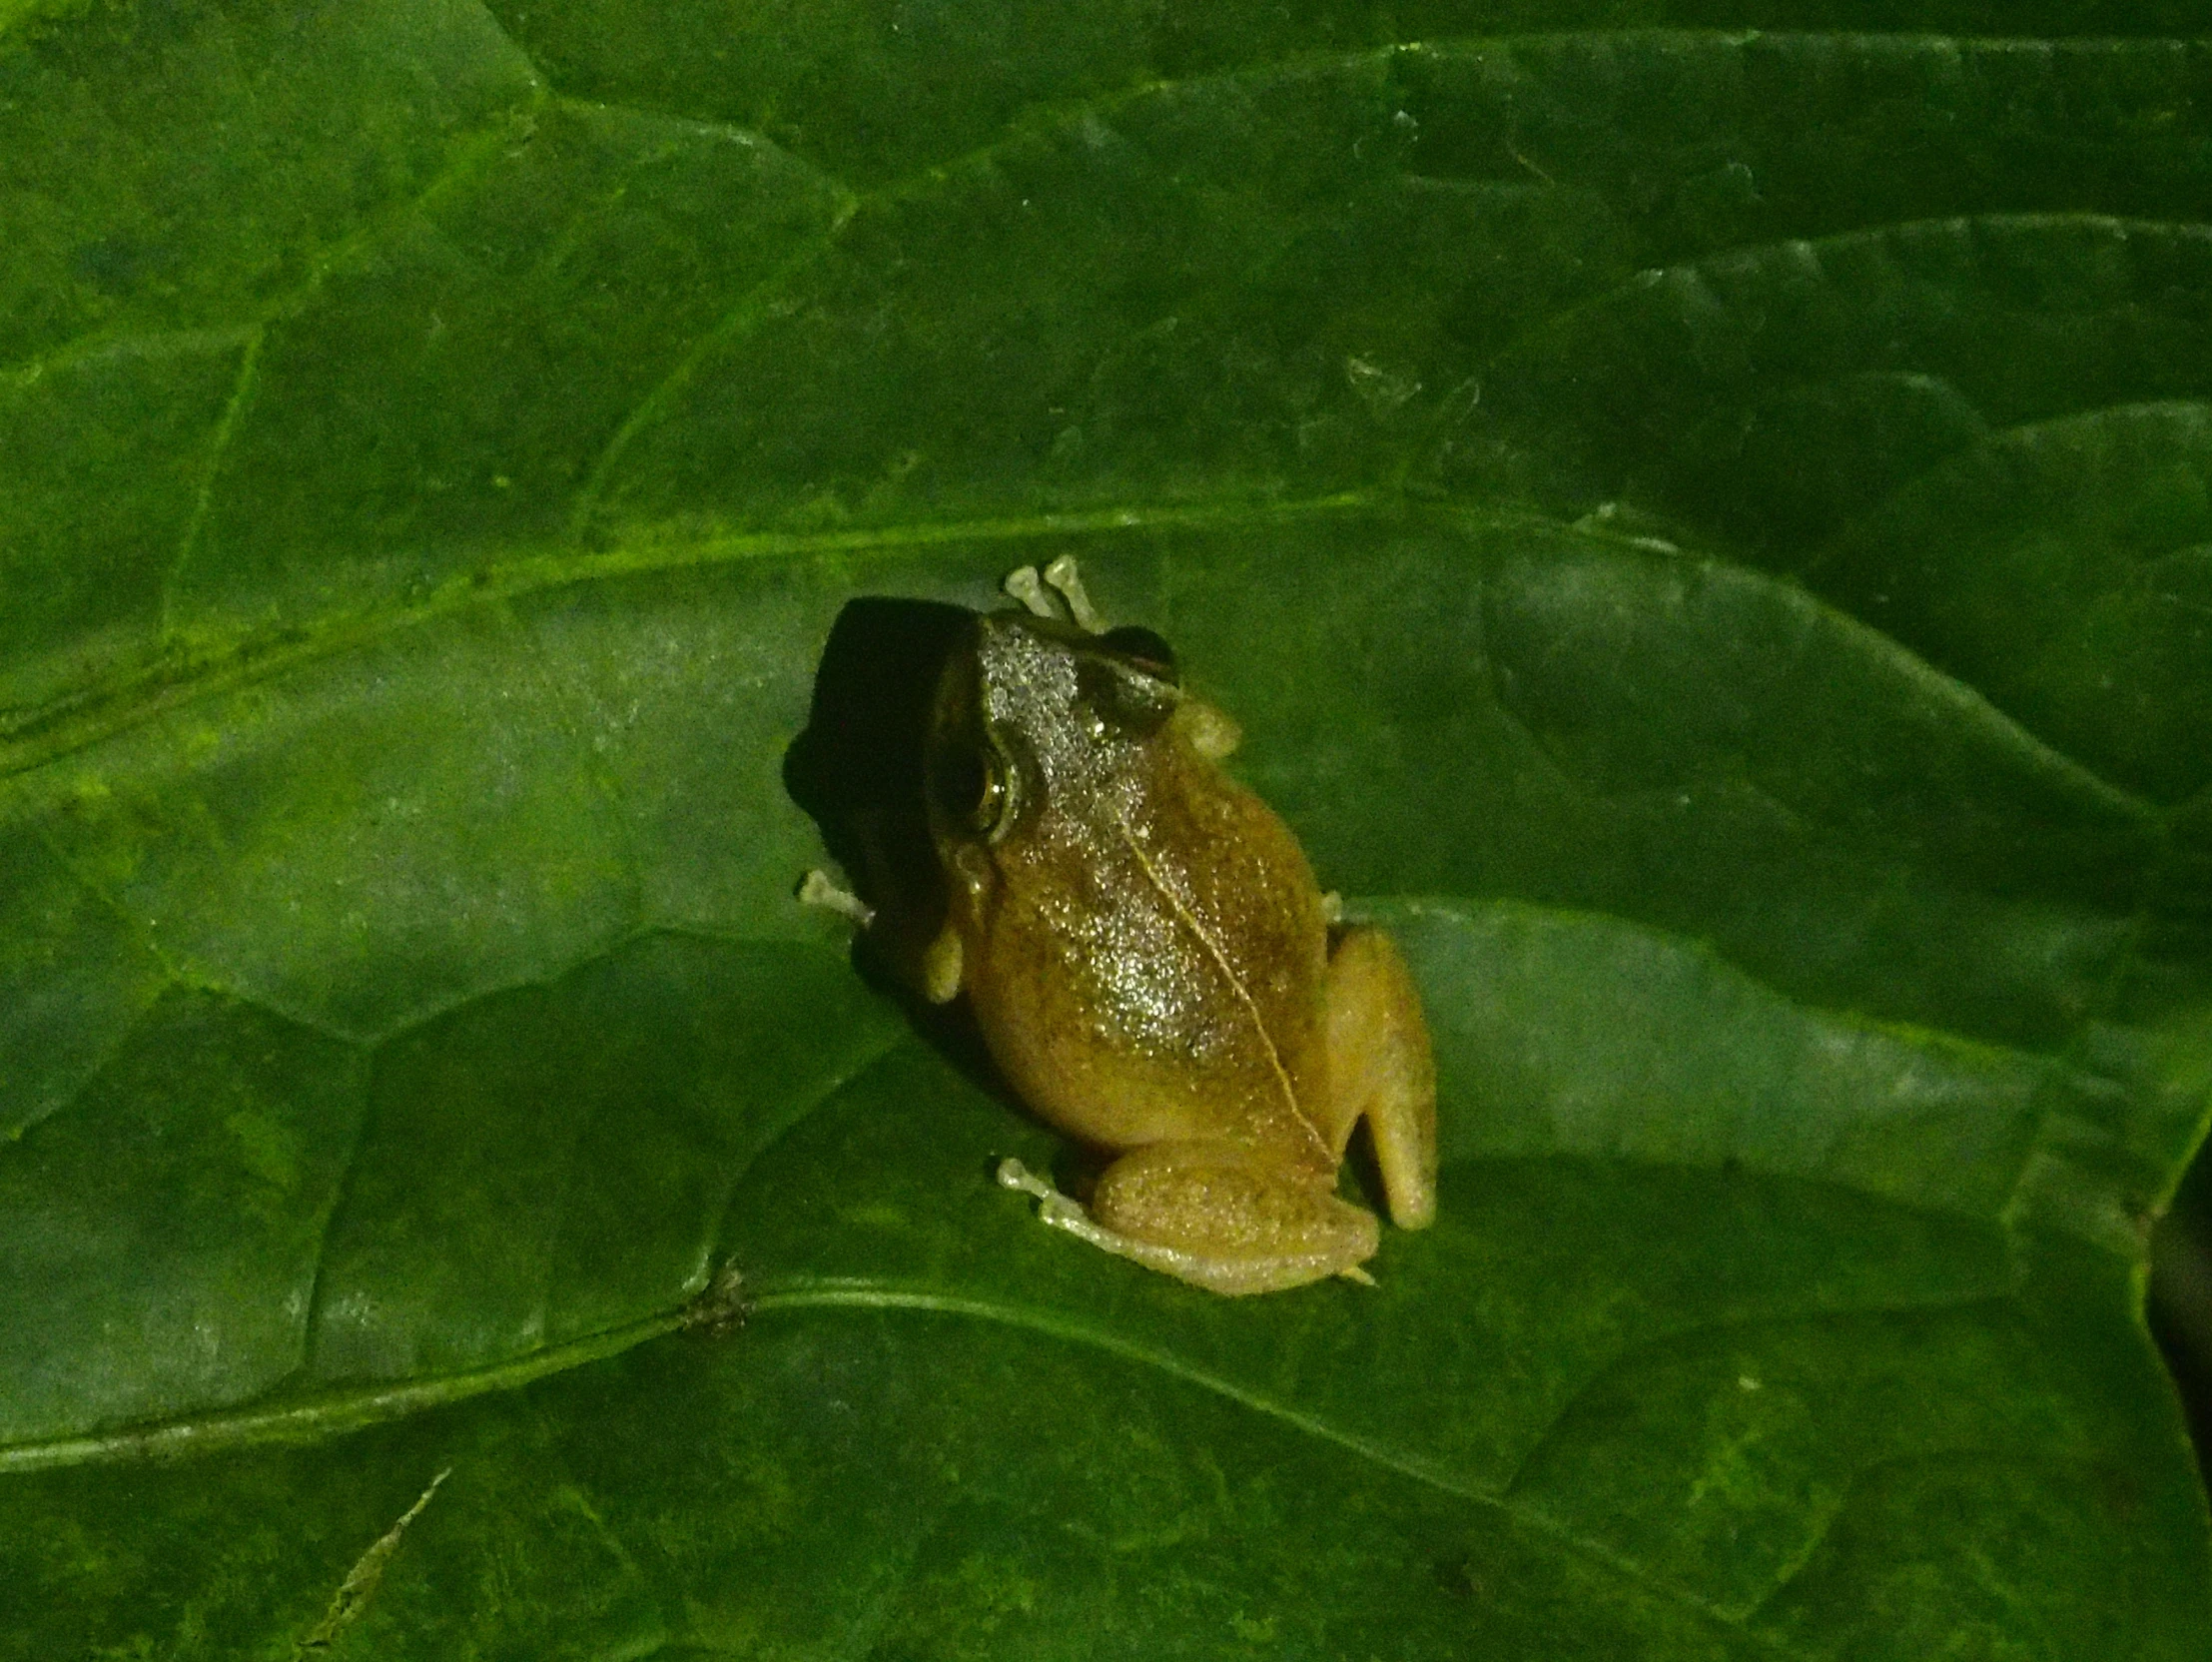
2;2;2209;1656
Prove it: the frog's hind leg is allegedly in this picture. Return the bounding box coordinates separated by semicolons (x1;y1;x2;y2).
1321;927;1438;1230
1000;1145;1378;1296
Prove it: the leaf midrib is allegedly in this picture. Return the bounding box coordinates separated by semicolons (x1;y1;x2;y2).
6;26;2199;801
0;493;1393;790
2;1269;2032;1660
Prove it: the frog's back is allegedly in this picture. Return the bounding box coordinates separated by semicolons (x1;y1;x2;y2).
966;744;1335;1168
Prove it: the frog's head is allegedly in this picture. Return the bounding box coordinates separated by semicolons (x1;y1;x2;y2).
925;609;1182;852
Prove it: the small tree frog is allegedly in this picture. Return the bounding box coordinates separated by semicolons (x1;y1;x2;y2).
804;558;1436;1295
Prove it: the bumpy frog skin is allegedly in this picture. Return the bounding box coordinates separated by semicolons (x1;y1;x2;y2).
806;559;1436;1295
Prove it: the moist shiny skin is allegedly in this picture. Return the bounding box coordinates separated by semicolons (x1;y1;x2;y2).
861;593;1437;1296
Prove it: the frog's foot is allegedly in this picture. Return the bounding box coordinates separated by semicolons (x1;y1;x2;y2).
1003;558;1105;631
1003;565;1058;618
797;868;875;927
997;1151;1379;1296
997;1159;1099;1235
1171;698;1241;761
1041;555;1104;631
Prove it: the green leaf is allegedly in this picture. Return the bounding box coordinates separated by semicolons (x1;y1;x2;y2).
3;2;2209;1656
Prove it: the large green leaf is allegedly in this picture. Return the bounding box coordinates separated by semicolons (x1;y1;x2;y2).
3;1;2209;1655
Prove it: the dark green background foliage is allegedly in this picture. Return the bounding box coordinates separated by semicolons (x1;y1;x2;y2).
1;0;2208;1654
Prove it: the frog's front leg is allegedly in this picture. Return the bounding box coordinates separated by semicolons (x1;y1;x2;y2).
1320;927;1438;1230
798;868;964;1003
797;868;875;926
999;1144;1379;1295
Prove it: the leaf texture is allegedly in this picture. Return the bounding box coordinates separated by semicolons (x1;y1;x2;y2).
1;3;2208;1656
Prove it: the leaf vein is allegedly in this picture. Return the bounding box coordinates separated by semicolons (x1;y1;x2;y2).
0;1305;689;1474
0;493;1382;788
162;325;264;637
1480;213;2212;411
1494;1290;2019;1504
566;198;860;538
288;1047;379;1392
746;1280;1828;1658
461;0;550;87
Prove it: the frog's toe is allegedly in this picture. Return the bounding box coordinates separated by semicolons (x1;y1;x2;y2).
1003;565;1058;617
797;869;875;926
1041;554;1104;631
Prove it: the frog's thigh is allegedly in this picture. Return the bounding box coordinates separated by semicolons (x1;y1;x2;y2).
1090;1143;1379;1295
1321;927;1438;1230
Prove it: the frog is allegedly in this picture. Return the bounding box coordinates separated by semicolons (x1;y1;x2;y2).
801;556;1436;1295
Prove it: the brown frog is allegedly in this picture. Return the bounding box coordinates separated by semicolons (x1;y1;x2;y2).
803;557;1435;1294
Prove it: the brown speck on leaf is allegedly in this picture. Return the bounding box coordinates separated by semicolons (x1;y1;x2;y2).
680;1262;751;1337
293;1466;450;1656
1432;1554;1486;1600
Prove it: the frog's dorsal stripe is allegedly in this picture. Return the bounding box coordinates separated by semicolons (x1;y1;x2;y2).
1109;805;1331;1165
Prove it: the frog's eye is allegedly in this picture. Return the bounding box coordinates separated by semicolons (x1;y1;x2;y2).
1100;625;1178;685
931;740;1008;835
1080;655;1178;736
